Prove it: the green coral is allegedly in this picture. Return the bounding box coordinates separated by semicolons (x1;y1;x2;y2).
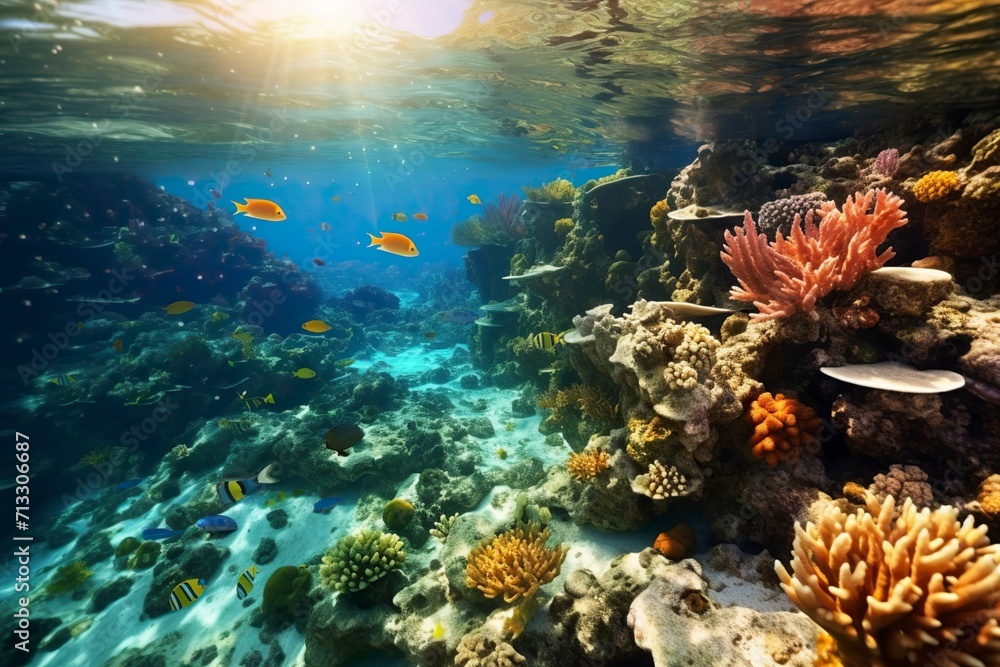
523;178;576;204
510;253;530;276
554;217;575;237
320;529;406;593
114;242;140;266
584;168;633;192
115;537;142;557
45;561;92;597
167;335;212;368
382;499;415;530
451;216;517;247
80;445;111;467
232;330;257;360
127;541;161;570
262;565;312;615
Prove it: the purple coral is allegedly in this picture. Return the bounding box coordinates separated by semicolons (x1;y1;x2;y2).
482;193;526;240
756;192;829;238
871;148;900;177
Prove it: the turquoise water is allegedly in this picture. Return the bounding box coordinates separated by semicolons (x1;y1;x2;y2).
2;2;1000;667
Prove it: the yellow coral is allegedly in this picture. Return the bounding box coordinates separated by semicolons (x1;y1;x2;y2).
912;170;961;202
650;199;670;226
626;416;672;463
465;522;567;604
557;384;619;423
80;446;110;467
554;217;574;237
566;448;611;480
813;631;845;667
746;392;821;467
776;493;1000;667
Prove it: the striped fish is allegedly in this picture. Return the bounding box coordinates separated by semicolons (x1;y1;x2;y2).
168;578;206;611
217;478;259;505
236;566;259;600
49;374;76;386
530;332;564;350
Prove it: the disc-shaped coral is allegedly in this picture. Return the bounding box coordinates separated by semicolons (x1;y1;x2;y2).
775;494;1000;667
465;522;567;604
746;392;821;466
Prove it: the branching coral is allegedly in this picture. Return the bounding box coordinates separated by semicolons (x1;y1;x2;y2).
632;459;687;499
319;529;406;593
535;389;563;423
430;513;459;542
566;448;611;480
660;322;718;390
453;194;526;246
557;383;620;423
80;445;111;466
626;415;673;464
523;178;576;204
912;170;961;202
775;494;1000;667
465;521;567;604
746;392;821;467
720;189;908;320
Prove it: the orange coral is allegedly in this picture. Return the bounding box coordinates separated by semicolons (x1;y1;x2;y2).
912;170;961;202
652;523;695;559
465;522;567;604
746;392;821;466
566;449;611;480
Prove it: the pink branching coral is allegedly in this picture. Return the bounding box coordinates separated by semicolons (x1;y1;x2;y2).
720;189;908;320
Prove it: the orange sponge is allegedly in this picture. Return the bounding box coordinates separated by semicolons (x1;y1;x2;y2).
746;392;821;467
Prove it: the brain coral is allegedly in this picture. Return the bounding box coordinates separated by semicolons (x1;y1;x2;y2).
912;170;961;202
776;493;1000;667
566;448;611;480
746;392;821;467
465;521;567;604
319;528;406;593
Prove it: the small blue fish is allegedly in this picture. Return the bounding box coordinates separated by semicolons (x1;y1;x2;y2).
142;528;184;541
196;514;238;537
313;497;345;513
115;478;144;492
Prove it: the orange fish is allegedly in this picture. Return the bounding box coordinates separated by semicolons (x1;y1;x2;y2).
114;338;124;353
320;222;332;232
413;213;428;221
302;320;332;333
366;232;419;257
233;198;286;222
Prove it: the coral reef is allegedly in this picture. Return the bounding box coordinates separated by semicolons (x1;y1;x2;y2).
465;521;567;604
776;493;1000;667
721;189;908;319
455;631;526;667
522;178;576;204
746;392;822;467
566;448;611;480
911;170;961;202
319;529;406;593
631;459;688;499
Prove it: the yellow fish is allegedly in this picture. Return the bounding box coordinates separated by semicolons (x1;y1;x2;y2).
334;358;355;368
531;331;564;349
467;194;481;205
169;578;206;611
233;198;286;222
390;212;408;222
232;331;254;343
432;621;445;639
163;301;195;315
292;368;316;379
302;320;332;333
366;232;419;258
332;196;340;202
236;566;258;600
